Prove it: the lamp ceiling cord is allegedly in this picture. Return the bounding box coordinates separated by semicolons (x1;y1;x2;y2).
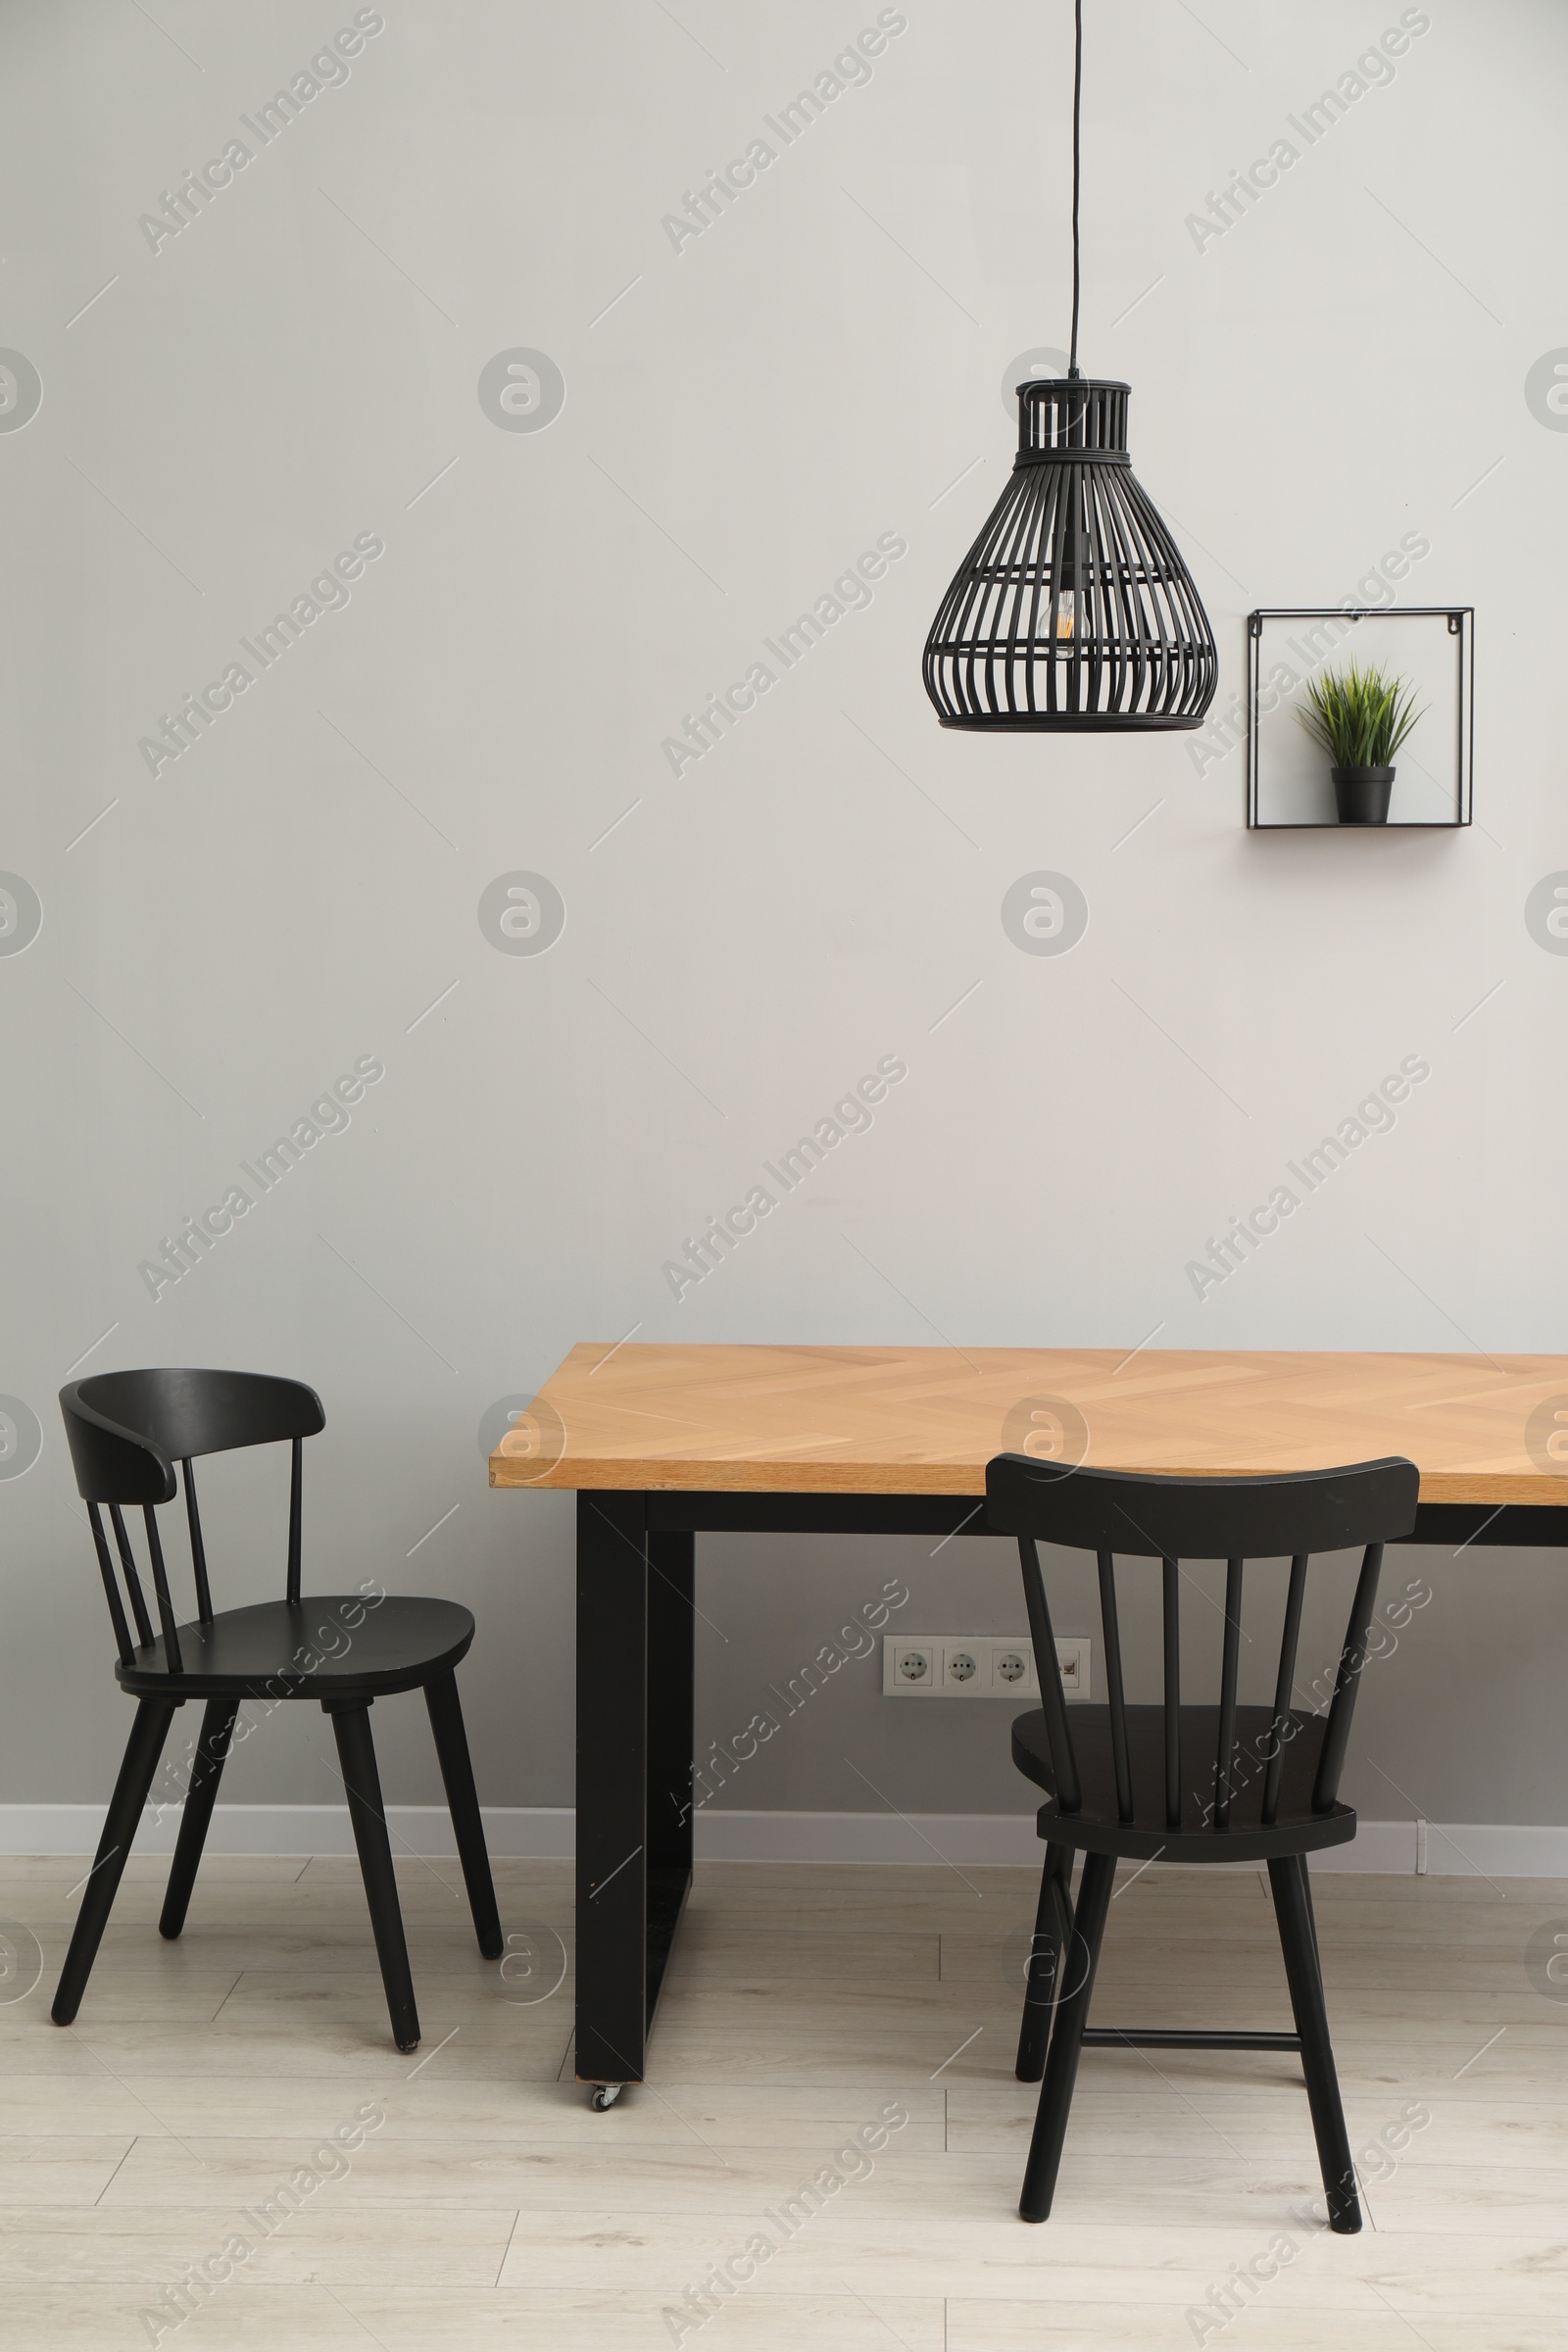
1068;0;1083;378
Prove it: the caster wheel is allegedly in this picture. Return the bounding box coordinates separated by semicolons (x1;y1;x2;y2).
589;2084;622;2111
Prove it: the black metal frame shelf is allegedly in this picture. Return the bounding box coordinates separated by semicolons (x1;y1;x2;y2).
1247;606;1474;830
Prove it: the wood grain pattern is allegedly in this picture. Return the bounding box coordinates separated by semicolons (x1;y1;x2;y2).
488;1343;1568;1502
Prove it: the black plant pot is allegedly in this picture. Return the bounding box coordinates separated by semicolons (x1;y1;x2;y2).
1331;765;1396;825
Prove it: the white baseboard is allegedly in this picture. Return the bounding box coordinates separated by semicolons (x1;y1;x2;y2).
695;1813;1568;1874
0;1804;573;1861
1;1804;1567;1875
694;1808;1043;1865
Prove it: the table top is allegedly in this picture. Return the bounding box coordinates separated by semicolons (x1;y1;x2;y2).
488;1343;1568;1504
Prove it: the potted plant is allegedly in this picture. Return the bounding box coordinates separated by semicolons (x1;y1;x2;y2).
1296;661;1425;825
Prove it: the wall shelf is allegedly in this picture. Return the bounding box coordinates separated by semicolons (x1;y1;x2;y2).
1247;606;1473;830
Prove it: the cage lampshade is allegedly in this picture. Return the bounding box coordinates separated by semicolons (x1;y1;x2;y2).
922;375;1217;731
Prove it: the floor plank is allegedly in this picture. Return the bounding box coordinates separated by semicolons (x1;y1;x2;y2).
1;1851;1564;2346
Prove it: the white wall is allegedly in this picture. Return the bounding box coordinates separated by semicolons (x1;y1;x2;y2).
2;0;1566;1839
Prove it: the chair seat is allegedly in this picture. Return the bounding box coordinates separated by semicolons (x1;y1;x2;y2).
1011;1703;1355;1862
116;1596;475;1702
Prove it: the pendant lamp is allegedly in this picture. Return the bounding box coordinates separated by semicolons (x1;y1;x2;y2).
922;0;1217;732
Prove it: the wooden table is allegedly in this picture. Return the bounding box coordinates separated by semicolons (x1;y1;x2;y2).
491;1343;1568;2096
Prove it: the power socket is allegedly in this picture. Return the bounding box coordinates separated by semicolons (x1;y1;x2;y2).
993;1642;1034;1692
882;1637;1091;1700
943;1643;984;1690
890;1642;937;1690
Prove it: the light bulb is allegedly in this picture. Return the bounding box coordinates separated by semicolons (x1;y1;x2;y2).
1034;588;1076;641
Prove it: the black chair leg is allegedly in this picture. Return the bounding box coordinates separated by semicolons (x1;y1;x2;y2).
423;1671;504;1959
1016;1844;1074;2082
1268;1853;1360;2233
1299;1852;1323;1965
160;1698;239;1939
1019;1849;1114;2223
327;1700;421;2053
53;1699;178;2026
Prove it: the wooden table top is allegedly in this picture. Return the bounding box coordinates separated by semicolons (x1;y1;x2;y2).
488;1344;1568;1504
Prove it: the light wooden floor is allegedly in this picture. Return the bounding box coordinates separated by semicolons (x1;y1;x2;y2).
2;1851;1567;2347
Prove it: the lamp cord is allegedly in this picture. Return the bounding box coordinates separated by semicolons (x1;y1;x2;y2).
1068;0;1083;378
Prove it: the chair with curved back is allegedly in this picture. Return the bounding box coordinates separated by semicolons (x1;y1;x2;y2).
55;1367;504;2052
987;1448;1420;2230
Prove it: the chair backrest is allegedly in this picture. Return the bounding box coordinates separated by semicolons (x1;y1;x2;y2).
59;1369;325;1672
985;1452;1420;1831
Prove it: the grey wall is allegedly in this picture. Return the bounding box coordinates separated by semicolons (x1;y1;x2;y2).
3;0;1566;1832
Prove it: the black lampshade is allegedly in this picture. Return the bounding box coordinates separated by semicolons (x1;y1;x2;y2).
922;375;1217;732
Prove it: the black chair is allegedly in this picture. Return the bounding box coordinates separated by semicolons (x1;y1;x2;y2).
55;1367;504;2052
987;1449;1420;2231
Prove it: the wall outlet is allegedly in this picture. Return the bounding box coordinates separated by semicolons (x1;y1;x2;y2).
891;1642;936;1690
882;1637;1091;1699
1056;1637;1091;1698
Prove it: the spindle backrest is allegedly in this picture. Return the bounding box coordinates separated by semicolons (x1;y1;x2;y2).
59;1370;325;1672
985;1453;1419;1833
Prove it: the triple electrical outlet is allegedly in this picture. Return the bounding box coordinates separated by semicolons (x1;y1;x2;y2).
881;1635;1092;1700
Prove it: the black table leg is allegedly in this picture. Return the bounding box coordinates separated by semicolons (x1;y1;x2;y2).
574;1502;697;2091
646;1526;696;2015
576;1491;656;2090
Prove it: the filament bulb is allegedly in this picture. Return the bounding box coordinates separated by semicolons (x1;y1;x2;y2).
1029;585;1076;641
